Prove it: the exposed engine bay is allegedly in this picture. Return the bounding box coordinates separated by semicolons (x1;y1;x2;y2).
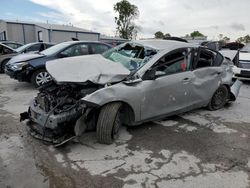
35;82;98;113
22;82;102;145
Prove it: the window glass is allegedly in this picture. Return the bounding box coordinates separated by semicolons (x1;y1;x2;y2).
91;44;110;54
60;44;89;57
154;48;192;77
4;43;18;49
40;43;71;56
44;43;54;49
3;46;13;54
194;49;216;69
102;43;158;72
27;43;42;52
0;45;3;55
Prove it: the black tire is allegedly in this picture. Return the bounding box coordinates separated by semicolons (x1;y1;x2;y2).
96;102;122;144
0;59;9;73
31;69;51;87
208;85;229;111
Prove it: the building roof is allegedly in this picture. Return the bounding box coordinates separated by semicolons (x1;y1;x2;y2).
0;19;99;34
100;35;128;41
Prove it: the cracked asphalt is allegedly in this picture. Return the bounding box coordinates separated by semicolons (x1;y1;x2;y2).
0;74;250;188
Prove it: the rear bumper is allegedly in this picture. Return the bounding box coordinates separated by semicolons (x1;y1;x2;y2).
229;79;242;101
233;66;250;80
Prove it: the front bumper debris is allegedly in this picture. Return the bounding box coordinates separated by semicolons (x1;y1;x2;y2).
29;101;81;129
5;67;30;82
21;100;85;146
26;120;76;146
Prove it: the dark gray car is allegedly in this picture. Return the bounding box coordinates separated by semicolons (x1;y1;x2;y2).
0;42;53;73
22;40;242;146
0;41;23;49
0;43;16;73
5;41;111;87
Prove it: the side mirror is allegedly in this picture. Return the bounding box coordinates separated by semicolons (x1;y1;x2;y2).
142;68;156;80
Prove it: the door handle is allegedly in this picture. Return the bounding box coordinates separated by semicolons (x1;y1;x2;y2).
210;71;222;75
182;77;191;83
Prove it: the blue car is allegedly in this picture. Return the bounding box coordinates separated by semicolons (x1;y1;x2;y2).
5;41;111;87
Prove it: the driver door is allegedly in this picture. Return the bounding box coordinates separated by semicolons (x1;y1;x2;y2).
140;48;195;121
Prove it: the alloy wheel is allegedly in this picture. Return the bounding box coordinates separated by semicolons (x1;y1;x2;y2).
35;71;51;86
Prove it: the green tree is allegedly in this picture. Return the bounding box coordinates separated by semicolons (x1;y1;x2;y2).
154;31;164;39
218;34;230;42
164;33;171;38
114;0;139;39
237;35;250;43
223;36;230;42
190;31;204;38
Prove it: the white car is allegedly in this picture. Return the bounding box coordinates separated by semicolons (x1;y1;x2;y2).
233;43;250;80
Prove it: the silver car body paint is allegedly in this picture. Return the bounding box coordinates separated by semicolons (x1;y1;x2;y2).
38;40;241;126
72;40;240;124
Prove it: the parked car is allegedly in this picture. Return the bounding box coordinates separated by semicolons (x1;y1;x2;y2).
0;41;23;49
5;41;112;87
0;42;54;73
20;40;242;146
232;43;250;80
0;43;16;73
222;42;244;50
15;42;54;54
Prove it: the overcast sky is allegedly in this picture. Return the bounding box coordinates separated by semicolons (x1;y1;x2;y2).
1;0;250;40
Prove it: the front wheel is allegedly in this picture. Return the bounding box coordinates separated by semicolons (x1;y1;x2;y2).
31;69;51;87
96;102;122;144
0;59;9;73
207;85;229;111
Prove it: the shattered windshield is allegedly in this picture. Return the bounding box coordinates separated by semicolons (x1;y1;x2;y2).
102;43;158;72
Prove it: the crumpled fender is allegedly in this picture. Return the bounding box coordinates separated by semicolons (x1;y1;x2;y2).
81;82;142;122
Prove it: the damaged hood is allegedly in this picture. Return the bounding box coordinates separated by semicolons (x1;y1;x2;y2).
46;54;130;84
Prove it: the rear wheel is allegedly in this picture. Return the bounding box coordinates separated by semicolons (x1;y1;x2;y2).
31;69;51;87
96;102;122;144
0;59;9;73
208;85;229;110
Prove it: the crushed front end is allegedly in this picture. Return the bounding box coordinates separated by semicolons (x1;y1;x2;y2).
22;82;101;145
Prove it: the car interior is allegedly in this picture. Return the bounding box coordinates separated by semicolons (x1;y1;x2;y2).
0;45;13;55
195;49;214;68
153;48;191;76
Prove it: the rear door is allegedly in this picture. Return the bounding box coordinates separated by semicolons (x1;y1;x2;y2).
190;48;224;106
89;43;111;54
26;43;42;53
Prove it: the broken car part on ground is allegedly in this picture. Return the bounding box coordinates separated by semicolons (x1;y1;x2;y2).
20;40;242;146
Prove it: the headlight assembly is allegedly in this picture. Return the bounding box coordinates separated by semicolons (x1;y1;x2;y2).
11;62;28;71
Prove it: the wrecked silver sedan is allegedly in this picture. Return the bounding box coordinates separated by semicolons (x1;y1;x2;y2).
22;40;242;145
